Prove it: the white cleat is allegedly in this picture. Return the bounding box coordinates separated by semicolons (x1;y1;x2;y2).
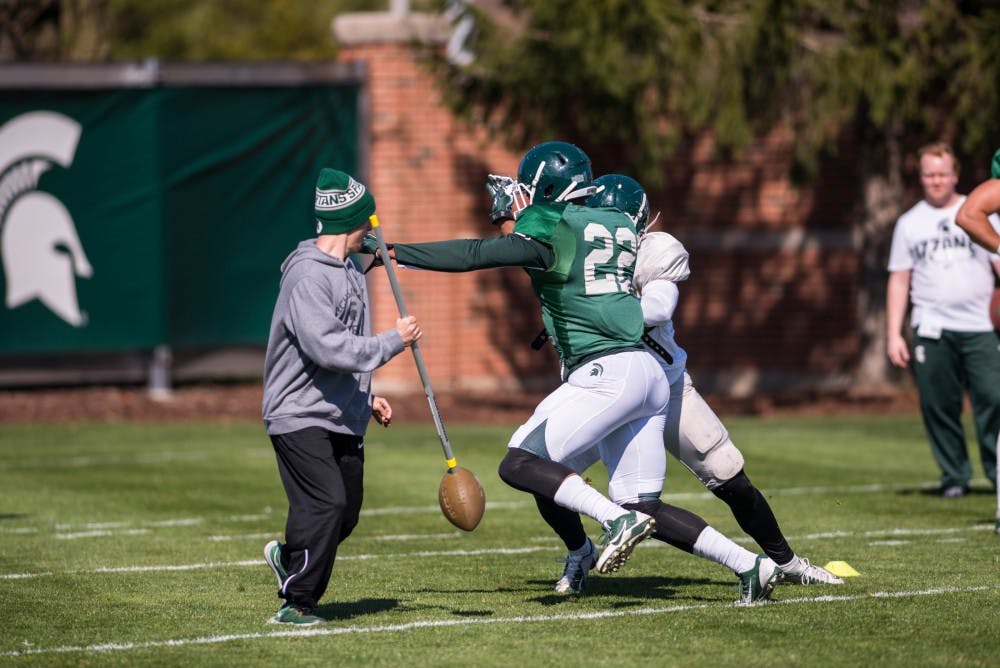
554;538;598;594
782;558;844;585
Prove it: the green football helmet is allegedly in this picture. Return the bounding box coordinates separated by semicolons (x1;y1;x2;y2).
515;141;596;209
587;174;651;234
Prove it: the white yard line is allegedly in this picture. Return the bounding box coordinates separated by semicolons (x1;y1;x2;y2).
3;476;996;543
2;523;994;581
0;548;553;580
0;451;208;469
0;585;994;659
360;500;526;516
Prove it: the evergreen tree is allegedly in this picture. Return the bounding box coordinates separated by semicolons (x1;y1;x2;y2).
436;0;1000;385
0;0;388;62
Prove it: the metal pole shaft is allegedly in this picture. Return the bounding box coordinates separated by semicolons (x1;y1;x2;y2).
369;215;456;469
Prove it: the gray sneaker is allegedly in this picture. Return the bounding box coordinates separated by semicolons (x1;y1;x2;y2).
554;538;598;594
269;604;324;626
595;510;656;574
737;554;783;605
782;558;844;585
941;485;969;498
263;540;287;588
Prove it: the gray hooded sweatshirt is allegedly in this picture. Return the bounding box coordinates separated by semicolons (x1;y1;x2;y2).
262;240;405;436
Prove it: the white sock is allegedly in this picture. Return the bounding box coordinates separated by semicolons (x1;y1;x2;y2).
778;556;804;574
553;474;625;526
692;526;756;573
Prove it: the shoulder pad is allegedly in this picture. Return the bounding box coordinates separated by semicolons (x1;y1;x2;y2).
634;232;690;291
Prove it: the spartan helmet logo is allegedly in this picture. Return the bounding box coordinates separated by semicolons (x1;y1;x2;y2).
0;111;91;327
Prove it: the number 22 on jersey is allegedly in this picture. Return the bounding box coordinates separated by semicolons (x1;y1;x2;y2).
583;222;637;295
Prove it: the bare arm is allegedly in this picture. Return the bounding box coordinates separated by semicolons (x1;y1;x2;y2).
886;270;911;368
956;179;1000;254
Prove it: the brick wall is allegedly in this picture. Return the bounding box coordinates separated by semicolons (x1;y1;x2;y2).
335;14;868;398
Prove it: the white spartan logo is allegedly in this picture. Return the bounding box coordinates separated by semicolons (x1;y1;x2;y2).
0;111;91;327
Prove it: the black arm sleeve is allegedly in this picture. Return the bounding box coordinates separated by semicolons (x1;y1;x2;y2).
392;234;554;272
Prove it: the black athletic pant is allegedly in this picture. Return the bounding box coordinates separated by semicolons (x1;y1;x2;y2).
270;427;364;611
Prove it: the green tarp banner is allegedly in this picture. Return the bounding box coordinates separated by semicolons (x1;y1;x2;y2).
0;81;360;354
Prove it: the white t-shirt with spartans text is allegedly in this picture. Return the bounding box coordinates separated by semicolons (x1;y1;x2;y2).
887;196;1000;335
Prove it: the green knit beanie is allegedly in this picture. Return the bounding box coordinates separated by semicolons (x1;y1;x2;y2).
314;168;376;235
991;148;1000;179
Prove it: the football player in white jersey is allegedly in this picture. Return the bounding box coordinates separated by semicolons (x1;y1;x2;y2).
514;174;843;594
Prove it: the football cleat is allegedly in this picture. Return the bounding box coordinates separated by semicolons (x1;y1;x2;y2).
737;554;784;605
554;538;598;594
941;485;969;498
595;510;656;574
269;604;324;626
782;558;844;585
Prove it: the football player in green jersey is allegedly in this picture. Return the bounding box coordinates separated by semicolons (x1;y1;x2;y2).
532;174;843;598
384;141;668;574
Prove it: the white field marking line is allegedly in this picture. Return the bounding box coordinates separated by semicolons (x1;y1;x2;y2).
50;518;203;540
0;478;953;535
209;532;275;542
1;585;995;659
370;532;462;541
55;521;128;530
227;513;273;522
631;523;995;552
0;548;555;580
4;520;994;580
359;500;526;516
20;515;258;540
55;529;149;540
0;451;208;470
5;477;993;541
211;531;464;542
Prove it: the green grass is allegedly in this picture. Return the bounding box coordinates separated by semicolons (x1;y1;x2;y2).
1;415;997;666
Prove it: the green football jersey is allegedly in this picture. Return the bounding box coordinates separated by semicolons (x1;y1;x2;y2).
514;202;644;369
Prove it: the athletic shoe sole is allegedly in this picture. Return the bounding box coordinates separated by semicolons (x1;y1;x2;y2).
595;517;656;574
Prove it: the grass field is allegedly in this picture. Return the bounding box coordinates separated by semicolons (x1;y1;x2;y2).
1;414;998;666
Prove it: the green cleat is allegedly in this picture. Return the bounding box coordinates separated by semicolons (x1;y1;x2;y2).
595;510;656;574
737;554;784;605
270;604;324;626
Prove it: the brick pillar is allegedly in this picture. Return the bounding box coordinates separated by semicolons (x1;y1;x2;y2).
333;12;552;397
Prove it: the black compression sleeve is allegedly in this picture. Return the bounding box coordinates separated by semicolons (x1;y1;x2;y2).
392;234;554;272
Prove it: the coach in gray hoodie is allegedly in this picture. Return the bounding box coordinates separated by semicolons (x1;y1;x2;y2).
261;168;421;626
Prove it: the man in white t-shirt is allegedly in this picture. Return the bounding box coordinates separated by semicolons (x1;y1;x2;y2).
886;142;1000;498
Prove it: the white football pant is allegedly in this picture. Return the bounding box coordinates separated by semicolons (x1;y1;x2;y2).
566;370;745;496
508;349;670;504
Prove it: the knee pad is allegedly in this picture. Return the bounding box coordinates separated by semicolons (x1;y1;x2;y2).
498;448;573;498
676;395;745;488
